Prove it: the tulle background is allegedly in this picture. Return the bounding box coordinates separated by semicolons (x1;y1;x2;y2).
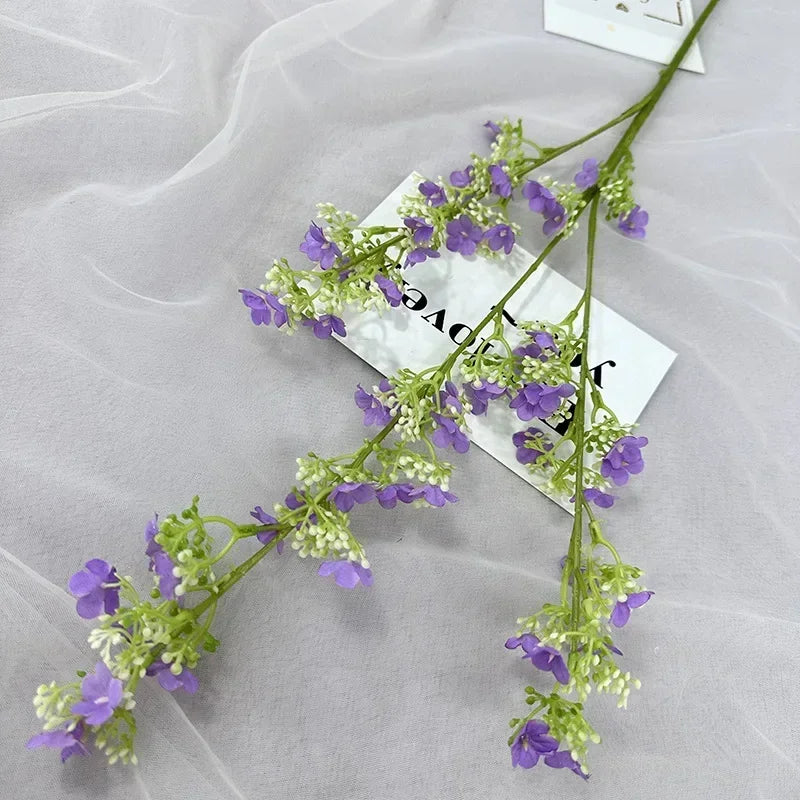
2;1;798;796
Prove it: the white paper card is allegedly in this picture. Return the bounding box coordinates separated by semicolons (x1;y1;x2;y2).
544;0;704;74
336;176;676;510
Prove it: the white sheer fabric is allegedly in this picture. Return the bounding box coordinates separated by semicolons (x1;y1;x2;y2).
2;1;798;797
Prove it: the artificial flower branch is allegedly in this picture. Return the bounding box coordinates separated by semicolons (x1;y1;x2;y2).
28;0;721;777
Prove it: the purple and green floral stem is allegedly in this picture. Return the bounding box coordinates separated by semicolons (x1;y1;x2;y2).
191;0;722;643
190;233;572;614
558;0;723;616
188;76;675;613
315;99;658;279
508;0;723;750
183;0;725;682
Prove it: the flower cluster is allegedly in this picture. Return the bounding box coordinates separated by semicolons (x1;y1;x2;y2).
27;39;700;770
26;499;282;764
237;117;650;356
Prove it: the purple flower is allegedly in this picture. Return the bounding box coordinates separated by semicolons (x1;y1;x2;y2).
509;382;574;421
583;487;615;508
418;181;447;208
618;205;649;239
489;163;512;198
404;216;434;244
406;484;458;507
144;515;181;600
445;215;483;256
529;644;571;684
542;199;568;236
522;181;554;213
574;158;599;189
238;289;289;328
510;720;559;769
611;590;653;627
299;222;342;270
505;633;540;653
329;482;376;512
285;491;305;510
354;384;392;427
601;435;648;486
449;166;474;188
544;750;590;779
463;380;507;415
484;120;502;139
512;427;552;465
484;224;515;255
68;559;120;620
70;662;123;726
144;513;160;559
513;330;558;362
251;505;283;552
405;246;440;267
27;723;89;762
431;413;470;454
302;314;347;339
153;551;181;600
376;483;416;509
374;274;403;307
146;661;199;694
318;560;373;589
533;331;557;352
529;330;557;353
505;634;570;684
439;380;463;412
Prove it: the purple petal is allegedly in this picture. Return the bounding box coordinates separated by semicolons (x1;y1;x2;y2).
333;563;360;589
27;730;75;751
180;669;200;694
68;571;98;597
431;426;451;449
353;563;374;587
551;656;571;685
85;559;112;578
157;670;182;692
627;590;653;609
453;432;470;454
611;601;631;627
317;562;337;577
75;593;103;619
106;677;123;707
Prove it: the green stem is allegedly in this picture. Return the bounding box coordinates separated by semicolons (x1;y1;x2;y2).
565;196;599;635
194;537;279;617
531;98;648;167
341;232;405;274
604;0;723;173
